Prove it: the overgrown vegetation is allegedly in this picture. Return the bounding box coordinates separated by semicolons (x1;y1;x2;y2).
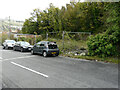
87;2;120;58
62;54;119;64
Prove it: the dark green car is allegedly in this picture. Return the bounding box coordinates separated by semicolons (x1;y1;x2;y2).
31;41;59;57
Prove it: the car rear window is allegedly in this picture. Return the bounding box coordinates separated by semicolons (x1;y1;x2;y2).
48;45;58;49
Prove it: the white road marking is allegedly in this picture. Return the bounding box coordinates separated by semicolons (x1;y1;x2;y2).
3;56;35;61
11;62;49;78
0;57;3;62
0;57;3;59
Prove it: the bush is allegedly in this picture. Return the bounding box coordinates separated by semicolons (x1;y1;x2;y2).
36;35;43;43
18;37;26;41
87;34;118;58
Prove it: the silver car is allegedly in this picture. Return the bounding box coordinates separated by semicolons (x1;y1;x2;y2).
2;40;16;49
31;41;59;57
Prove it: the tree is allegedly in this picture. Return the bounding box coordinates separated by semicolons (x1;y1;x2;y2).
87;2;120;57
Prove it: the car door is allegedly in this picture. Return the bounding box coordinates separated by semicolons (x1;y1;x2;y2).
39;42;45;54
35;42;41;54
16;42;20;50
18;42;22;51
14;42;18;50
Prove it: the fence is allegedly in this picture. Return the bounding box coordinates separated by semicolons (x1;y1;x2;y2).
46;31;91;55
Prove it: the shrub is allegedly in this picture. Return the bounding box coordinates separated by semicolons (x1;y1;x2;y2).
87;34;118;58
18;37;26;41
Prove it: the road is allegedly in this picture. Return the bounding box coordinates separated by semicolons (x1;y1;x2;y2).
0;46;118;88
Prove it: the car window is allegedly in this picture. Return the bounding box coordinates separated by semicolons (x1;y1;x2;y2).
48;45;58;49
40;42;45;46
6;40;16;43
40;43;44;46
16;42;20;45
36;43;40;47
21;42;30;46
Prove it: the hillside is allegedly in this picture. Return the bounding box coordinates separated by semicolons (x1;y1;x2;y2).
0;18;24;32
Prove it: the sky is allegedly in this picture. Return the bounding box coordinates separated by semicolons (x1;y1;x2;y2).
0;0;71;21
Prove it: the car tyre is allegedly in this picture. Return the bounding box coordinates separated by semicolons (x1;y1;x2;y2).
5;45;8;50
43;51;47;57
13;47;16;51
3;46;5;49
31;50;35;55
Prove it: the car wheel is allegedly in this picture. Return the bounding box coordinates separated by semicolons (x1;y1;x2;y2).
43;51;47;57
21;48;24;52
31;50;35;55
5;45;8;50
3;46;5;49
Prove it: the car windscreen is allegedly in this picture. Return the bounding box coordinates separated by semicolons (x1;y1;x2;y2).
7;40;16;43
21;42;30;46
48;45;58;49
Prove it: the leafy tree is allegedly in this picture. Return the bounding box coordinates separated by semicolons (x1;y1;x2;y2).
87;2;120;57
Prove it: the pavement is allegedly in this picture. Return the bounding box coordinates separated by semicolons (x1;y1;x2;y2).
0;46;118;88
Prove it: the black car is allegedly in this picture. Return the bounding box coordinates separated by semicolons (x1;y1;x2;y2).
31;41;59;57
13;41;33;52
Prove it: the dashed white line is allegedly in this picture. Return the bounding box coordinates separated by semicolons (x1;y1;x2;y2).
0;57;2;62
11;62;49;78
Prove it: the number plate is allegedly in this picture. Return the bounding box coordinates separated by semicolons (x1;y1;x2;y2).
52;52;56;54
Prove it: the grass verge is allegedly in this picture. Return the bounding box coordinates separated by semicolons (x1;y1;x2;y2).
61;54;119;64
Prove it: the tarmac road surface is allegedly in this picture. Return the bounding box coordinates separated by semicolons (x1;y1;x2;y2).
0;46;118;88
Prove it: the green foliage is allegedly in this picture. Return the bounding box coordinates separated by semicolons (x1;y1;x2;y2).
0;33;8;43
22;2;107;34
18;37;26;41
87;34;117;57
87;2;120;58
36;35;43;43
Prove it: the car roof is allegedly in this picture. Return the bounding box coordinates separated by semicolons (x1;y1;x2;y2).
37;41;49;43
18;41;28;42
5;40;15;41
37;41;57;45
38;41;56;43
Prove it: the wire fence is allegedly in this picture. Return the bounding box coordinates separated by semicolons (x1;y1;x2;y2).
46;31;91;54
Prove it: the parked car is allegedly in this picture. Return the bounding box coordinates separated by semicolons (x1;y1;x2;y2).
31;41;59;57
13;41;33;52
3;40;16;49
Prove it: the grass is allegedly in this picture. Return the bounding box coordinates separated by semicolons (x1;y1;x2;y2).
62;54;119;64
46;38;88;51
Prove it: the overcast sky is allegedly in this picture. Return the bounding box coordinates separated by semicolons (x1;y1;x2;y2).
0;0;71;21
